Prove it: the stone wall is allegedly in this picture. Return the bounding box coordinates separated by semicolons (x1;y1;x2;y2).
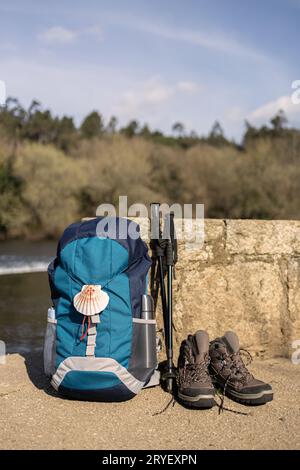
137;219;300;358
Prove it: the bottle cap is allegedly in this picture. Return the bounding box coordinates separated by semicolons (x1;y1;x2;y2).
141;295;155;320
47;307;55;320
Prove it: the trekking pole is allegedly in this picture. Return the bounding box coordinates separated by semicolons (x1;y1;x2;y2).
150;203;168;341
164;212;177;392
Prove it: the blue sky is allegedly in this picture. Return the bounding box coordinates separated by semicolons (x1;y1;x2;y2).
0;0;299;140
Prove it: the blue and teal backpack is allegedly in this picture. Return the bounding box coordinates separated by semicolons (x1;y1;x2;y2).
44;217;158;401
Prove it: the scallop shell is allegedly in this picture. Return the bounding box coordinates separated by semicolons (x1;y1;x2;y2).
73;284;109;316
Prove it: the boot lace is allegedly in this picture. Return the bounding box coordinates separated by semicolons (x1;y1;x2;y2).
178;355;211;387
214;348;253;415
227;348;253;383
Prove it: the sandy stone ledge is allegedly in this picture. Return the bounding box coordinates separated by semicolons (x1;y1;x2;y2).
0;353;299;450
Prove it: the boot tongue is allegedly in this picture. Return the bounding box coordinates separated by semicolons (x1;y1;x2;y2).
222;331;240;354
193;330;209;363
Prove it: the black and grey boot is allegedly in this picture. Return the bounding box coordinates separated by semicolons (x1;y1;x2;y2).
209;331;273;406
177;330;215;409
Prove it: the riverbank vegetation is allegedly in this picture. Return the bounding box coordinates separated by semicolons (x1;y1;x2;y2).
0;97;299;239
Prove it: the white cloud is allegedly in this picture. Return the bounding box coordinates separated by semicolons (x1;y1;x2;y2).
39;26;77;44
114;79;174;116
142;81;174;104
177;81;201;93
38;25;103;45
248;95;300;123
114;78;202;116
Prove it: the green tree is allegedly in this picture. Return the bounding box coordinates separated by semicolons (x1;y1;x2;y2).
55;116;77;151
172;121;185;137
207;121;228;147
106;116;118;134
121;120;139;138
0;163;23;235
27;100;41;116
139;124;151;138
80;111;104;138
209;121;224;139
0;97;26;141
25;105;57;144
270;110;288;134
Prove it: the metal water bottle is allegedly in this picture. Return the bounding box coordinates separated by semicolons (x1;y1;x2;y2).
140;294;157;368
44;307;57;377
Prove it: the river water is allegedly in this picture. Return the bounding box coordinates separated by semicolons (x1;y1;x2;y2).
0;240;57;354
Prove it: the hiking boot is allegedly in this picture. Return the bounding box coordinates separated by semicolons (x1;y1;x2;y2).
209;331;273;405
177;330;215;408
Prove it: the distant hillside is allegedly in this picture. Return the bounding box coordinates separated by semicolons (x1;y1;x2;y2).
0;98;300;239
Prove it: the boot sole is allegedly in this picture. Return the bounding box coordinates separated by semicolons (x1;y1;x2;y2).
210;368;274;406
177;391;216;409
225;388;273;406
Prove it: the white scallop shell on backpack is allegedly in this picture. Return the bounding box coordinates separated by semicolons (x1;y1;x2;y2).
73;284;109;316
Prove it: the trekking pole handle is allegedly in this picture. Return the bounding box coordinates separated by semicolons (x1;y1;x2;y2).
165;212;175;266
150;203;161;241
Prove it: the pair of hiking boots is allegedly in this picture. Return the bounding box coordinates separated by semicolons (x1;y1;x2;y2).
177;330;273;409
